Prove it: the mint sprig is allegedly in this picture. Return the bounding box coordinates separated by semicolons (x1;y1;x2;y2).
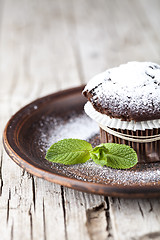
46;139;92;165
46;139;138;169
90;143;138;169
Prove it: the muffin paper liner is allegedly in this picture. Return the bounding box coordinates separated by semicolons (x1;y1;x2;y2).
84;102;160;163
100;127;160;163
84;101;160;131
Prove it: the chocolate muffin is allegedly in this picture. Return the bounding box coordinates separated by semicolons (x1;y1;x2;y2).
83;62;160;163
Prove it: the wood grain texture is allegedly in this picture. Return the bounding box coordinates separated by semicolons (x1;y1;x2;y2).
0;0;160;239
109;197;160;240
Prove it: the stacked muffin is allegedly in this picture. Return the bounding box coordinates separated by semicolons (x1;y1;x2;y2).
83;62;160;163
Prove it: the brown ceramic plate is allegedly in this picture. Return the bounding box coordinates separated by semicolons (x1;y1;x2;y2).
3;86;160;198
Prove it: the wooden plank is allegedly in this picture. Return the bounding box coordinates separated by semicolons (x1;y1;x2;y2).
72;0;160;83
63;188;107;240
109;198;160;240
31;178;66;240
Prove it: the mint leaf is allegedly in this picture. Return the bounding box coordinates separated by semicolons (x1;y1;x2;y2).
90;143;138;169
45;139;92;165
90;145;109;167
46;139;138;169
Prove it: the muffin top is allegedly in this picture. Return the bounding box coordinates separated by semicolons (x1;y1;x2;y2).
83;62;160;122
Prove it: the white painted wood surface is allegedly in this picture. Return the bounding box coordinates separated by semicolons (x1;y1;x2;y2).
0;0;160;239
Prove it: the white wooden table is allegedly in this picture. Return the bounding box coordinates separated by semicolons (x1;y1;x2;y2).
1;0;160;239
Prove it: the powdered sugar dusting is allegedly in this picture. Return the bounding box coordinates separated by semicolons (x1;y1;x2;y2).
50;161;160;186
39;112;99;150
83;62;160;121
36;112;160;186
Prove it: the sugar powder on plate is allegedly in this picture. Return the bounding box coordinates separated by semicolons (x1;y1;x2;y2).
38;112;160;186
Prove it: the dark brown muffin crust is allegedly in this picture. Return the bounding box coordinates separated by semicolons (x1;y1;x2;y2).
83;62;160;122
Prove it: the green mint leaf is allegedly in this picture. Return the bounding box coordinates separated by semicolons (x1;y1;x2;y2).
90;143;138;169
90;145;109;167
45;139;92;165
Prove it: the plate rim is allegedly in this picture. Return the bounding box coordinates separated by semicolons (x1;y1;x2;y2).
3;85;160;198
